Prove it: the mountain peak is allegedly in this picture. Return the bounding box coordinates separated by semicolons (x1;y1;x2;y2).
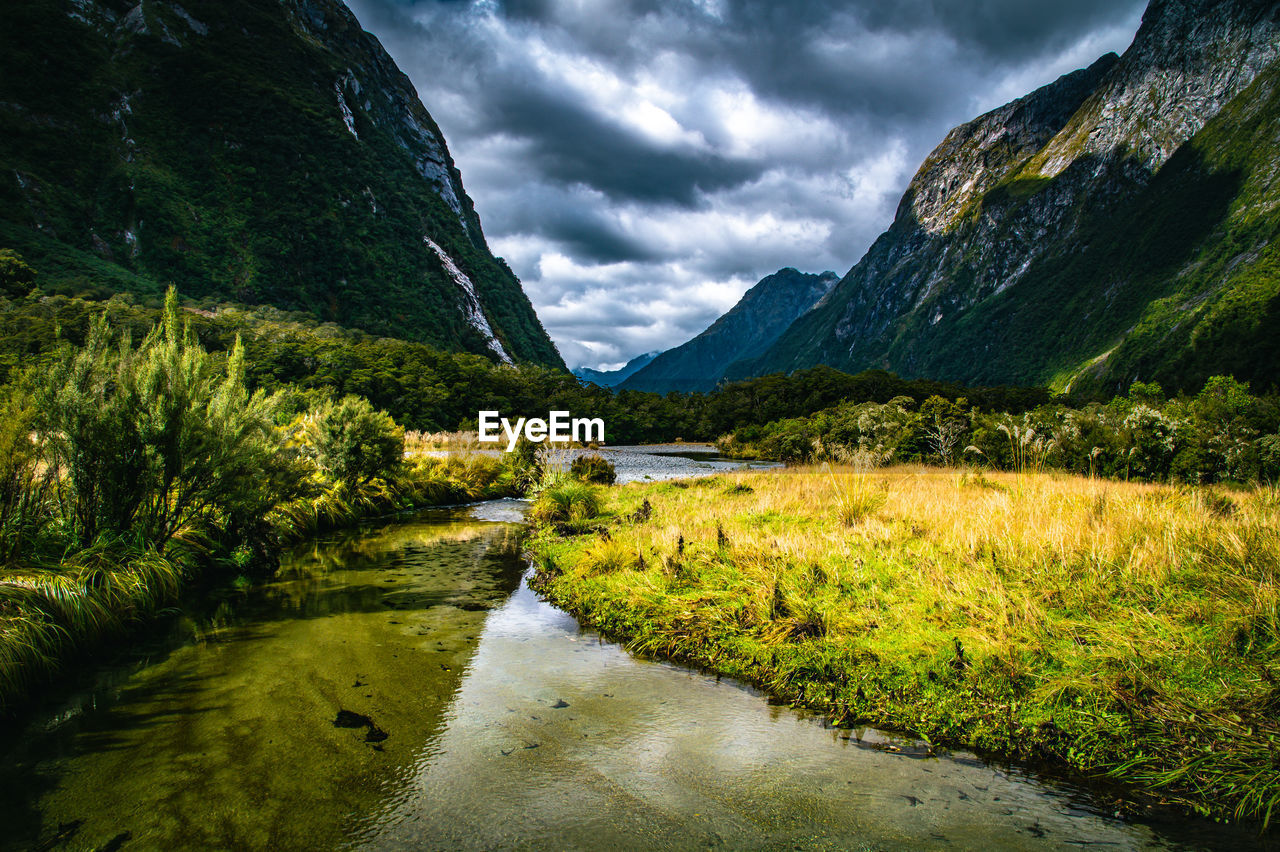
903;53;1118;234
734;0;1280;394
1027;0;1280;182
621;268;837;393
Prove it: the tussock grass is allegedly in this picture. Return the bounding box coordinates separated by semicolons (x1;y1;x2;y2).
0;545;190;705
531;465;1280;827
528;477;605;531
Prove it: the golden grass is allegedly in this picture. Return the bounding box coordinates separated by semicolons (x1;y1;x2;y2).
532;465;1280;826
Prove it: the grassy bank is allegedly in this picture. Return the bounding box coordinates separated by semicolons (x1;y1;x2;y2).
0;290;529;711
529;466;1280;827
0;452;517;711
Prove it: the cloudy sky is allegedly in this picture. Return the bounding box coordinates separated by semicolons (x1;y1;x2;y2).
345;0;1146;371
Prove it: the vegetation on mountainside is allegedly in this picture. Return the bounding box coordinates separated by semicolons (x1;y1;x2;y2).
0;0;561;366
530;469;1280;826
740;51;1280;398
0;283;1054;443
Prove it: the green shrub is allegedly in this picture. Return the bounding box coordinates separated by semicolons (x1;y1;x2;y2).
1261;434;1280;483
570;453;616;484
505;435;543;494
305;395;404;490
0;382;54;562
36;288;292;548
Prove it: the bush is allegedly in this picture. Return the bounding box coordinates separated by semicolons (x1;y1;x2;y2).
570;453;616;484
721;374;1280;486
0;383;53;562
529;478;604;526
36;289;293;548
1261;434;1280;483
505;435;543;494
305;395;404;490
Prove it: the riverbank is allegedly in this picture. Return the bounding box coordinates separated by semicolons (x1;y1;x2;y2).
10;495;1252;851
0;453;518;713
529;465;1280;827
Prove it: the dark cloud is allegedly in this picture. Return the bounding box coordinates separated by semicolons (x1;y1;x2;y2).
345;0;1145;369
479;82;765;204
493;189;661;263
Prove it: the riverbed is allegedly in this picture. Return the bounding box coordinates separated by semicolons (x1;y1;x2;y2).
0;448;1265;850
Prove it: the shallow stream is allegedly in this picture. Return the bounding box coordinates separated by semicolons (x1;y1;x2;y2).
0;449;1265;850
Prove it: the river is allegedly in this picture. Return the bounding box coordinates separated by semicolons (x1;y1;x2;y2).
0;448;1265;850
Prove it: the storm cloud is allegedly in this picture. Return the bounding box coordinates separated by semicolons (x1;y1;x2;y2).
345;0;1145;369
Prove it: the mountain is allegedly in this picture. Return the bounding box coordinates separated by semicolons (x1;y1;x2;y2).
733;0;1280;396
572;351;660;388
0;0;563;368
621;267;837;393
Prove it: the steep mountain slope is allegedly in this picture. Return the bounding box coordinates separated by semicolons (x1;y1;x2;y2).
0;0;563;367
573;351;660;388
736;0;1280;395
622;268;837;393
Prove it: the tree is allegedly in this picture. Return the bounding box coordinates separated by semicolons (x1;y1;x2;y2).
305;394;404;489
919;395;967;466
0;250;36;298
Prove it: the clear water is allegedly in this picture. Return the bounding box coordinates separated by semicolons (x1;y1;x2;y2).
0;494;1265;850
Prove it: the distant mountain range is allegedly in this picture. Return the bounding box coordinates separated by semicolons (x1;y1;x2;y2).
0;0;563;367
573;351;660;387
619;268;837;393
730;0;1280;396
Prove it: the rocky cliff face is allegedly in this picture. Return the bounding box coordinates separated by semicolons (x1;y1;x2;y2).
737;0;1280;394
0;0;563;367
622;268;837;394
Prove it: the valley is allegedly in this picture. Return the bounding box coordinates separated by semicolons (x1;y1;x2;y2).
1;0;1278;847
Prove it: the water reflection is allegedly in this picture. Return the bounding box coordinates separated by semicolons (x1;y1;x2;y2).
0;516;525;851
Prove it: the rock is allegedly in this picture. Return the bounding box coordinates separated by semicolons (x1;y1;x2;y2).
99;831;133;852
334;709;373;729
334;709;389;744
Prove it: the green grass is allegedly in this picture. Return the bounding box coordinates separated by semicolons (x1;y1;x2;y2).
528;477;605;532
530;466;1280;828
0;543;189;705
